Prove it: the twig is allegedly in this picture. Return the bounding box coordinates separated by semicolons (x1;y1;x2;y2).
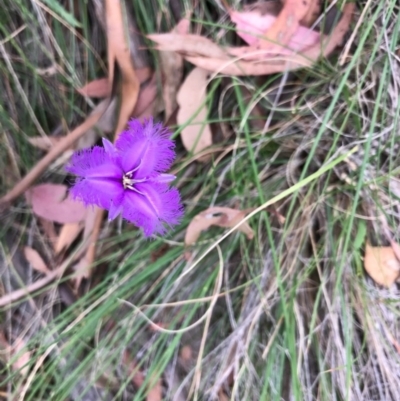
0;103;108;205
0;236;94;309
85;209;104;263
339;0;370;65
73;208;105;288
0;263;65;309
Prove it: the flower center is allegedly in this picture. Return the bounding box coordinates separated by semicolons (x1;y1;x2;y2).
122;174;135;189
122;166;146;194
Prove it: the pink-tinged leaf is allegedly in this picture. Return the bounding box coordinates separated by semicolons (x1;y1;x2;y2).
136;67;153;83
230;10;320;54
26;184;87;224
185;4;354;76
77;78;111;98
176;17;190;35
254;0;312;51
230;11;276;46
149;4;353;76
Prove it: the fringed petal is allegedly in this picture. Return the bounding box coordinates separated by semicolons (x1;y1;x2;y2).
108;198;124;221
102;138;116;155
69;177;124;212
115;118;176;177
66;146;122;180
149;174;176;183
121;182;183;236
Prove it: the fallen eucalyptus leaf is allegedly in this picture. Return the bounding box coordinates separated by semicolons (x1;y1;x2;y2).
177;67;212;159
364;243;400;287
185;206;254;248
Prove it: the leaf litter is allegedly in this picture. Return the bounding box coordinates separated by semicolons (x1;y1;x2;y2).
23;246;51;275
364;242;400;287
149;3;354;76
0;0;144;307
54;222;84;255
158;19;187;121
71;0;145;287
25;183;87;224
185;206;254;258
0;333;31;377
105;0;140;137
5;0;400;400
77;77;112;98
177;67;213;160
27;136;63;151
70;0;143;289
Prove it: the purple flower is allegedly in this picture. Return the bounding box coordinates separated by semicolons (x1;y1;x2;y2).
66;118;183;237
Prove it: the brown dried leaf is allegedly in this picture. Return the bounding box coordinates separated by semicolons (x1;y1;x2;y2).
77;78;111;98
364;243;400;287
0;102;108;205
159;48;183;121
186;0;350;75
133;74;158;118
77;67;151;101
123;350;145;387
218;390;230;401
12;337;31;376
158;19;188;120
82;206;98;244
146;378;162;401
23;247;51;275
38;218;58;245
148;33;227;59
185;206;254;247
26;184;86;224
105;0;140;137
0;334;31;376
180;345;193;363
72;255;91;289
301;0;321;26
151;4;354;76
28;136;63;151
76;99;117;150
177;67;212;159
71;207;101;288
122;350;162;401
390;240;400;263
185;214;222;247
55;222;84;254
136;67;153;83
